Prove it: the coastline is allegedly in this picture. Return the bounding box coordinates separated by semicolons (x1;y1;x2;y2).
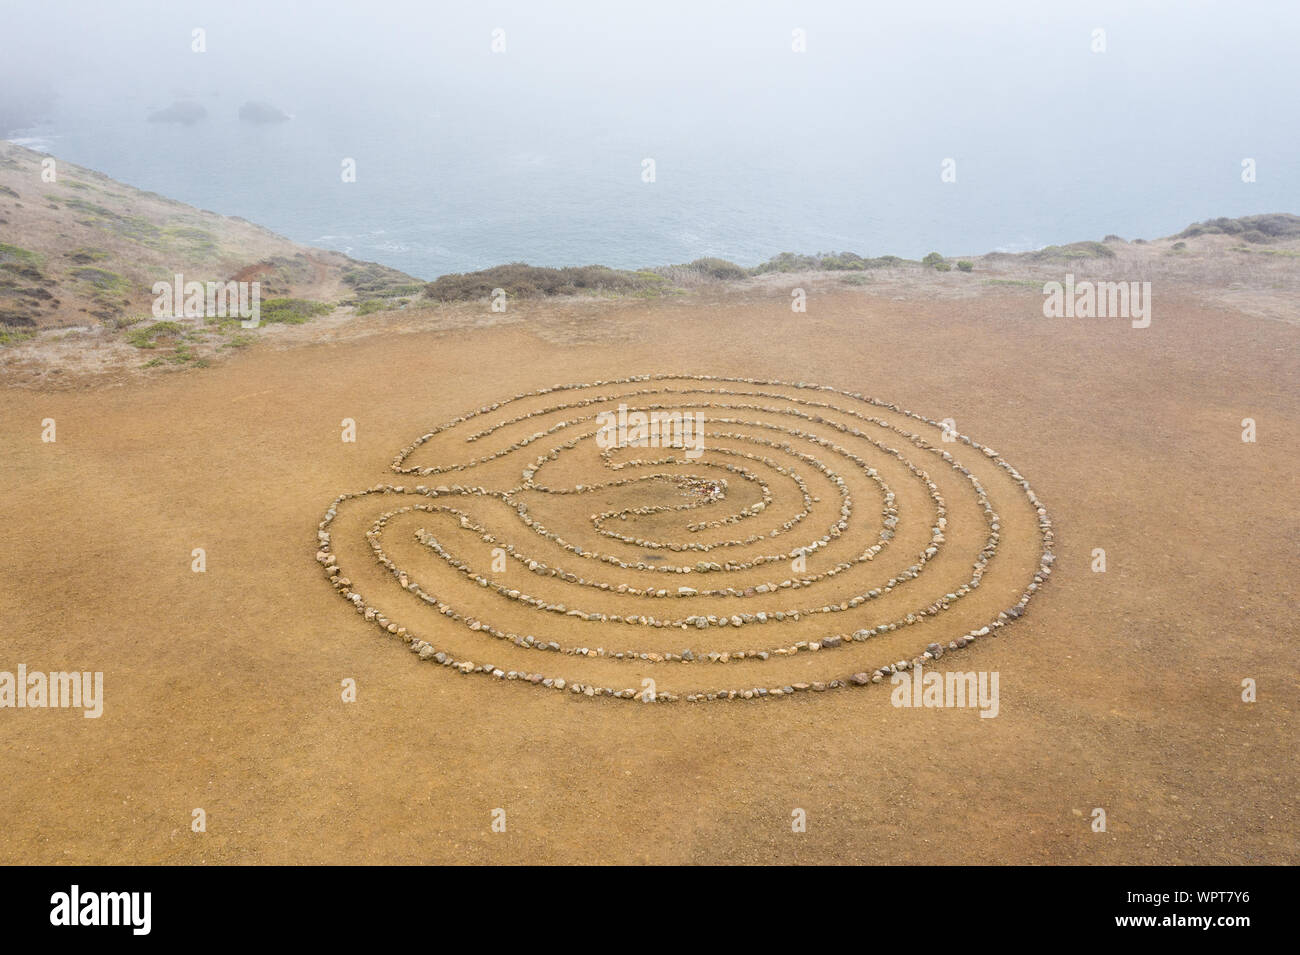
3;145;1299;390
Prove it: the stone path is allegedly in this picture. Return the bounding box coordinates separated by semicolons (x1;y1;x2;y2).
316;375;1053;703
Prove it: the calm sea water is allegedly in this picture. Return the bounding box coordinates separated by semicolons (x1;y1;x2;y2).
3;1;1297;281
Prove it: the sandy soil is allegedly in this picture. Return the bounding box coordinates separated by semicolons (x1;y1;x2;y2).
1;284;1296;864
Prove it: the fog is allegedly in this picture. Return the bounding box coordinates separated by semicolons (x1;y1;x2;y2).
2;0;1297;276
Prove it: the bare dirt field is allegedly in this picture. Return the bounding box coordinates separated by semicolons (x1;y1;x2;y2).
1;283;1296;864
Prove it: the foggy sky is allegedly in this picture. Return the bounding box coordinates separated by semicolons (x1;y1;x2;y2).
2;0;1296;270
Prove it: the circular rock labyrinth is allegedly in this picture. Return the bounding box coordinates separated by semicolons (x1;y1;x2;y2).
316;375;1054;703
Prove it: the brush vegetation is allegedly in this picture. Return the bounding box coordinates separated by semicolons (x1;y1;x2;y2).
424;263;670;302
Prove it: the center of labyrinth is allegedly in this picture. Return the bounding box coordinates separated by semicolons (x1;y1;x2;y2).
316;375;1055;703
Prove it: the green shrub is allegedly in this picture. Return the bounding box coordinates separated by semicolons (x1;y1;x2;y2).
424;264;667;302
818;253;867;271
751;252;906;274
354;299;394;316
956;260;974;272
126;321;183;349
70;266;129;292
342;262;424;297
0;326;36;346
1030;241;1116;260
1178;214;1300;241
259;298;332;324
683;257;748;280
751;252;820;273
163;226;217;255
0;242;39;265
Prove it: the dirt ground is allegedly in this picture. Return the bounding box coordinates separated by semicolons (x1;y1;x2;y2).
1;284;1296;864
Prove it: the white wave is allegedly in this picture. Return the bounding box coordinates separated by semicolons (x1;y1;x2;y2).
5;136;55;152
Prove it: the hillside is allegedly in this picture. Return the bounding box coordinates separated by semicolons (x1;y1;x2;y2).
0;142;418;373
2;141;1297;388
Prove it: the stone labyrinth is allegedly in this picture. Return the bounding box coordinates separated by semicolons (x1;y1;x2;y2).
316;375;1054;704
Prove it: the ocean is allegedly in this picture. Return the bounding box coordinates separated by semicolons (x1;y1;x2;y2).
3;0;1296;280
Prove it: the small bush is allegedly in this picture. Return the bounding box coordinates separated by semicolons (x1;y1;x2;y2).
682;257;748;280
819;253;868;271
750;251;906;274
0;242;39;265
1178;214;1300;241
1030;241;1116;261
424;264;666;302
354;299;396;316
342;262;422;297
126;320;183;349
0;326;36;346
956;260;974;272
751;252;820;273
259;298;333;324
70;266;129;292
